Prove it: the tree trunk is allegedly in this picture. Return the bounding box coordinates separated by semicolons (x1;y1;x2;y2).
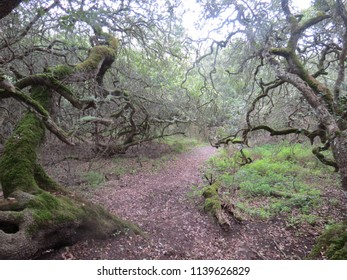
332;130;347;192
0;86;141;259
0;0;22;19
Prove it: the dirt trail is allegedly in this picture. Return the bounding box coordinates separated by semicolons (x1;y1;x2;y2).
44;146;314;260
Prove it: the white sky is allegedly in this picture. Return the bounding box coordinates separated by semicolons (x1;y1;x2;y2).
292;0;312;10
182;0;312;40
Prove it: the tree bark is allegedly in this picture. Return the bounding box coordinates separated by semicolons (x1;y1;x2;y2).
332;131;347;191
0;31;142;259
0;0;22;19
0;86;141;259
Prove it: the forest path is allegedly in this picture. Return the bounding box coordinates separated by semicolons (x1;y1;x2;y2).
48;145;257;259
43;144;317;260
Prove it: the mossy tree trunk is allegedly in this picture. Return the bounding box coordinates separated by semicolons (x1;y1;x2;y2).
257;1;347;192
0;32;141;259
0;86;140;259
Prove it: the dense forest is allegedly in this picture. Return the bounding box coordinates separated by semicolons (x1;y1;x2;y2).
0;0;346;259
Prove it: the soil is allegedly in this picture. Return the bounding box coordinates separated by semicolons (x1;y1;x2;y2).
38;141;338;260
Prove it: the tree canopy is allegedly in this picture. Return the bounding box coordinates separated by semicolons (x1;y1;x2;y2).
189;0;347;190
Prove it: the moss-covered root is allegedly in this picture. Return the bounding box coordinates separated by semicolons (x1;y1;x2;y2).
308;223;347;260
0;190;142;259
202;183;231;230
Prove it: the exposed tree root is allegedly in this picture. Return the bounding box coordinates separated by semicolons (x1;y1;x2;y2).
0;189;142;259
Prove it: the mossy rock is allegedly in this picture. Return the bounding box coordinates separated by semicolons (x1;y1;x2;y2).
308;223;347;260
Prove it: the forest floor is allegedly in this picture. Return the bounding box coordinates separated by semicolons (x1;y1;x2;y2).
37;138;342;260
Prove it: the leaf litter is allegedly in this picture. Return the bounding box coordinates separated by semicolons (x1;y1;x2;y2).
39;142;346;260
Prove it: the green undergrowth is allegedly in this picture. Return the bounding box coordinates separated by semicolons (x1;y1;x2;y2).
84;171;106;188
156;135;205;153
195;141;346;259
308;222;347;259
79;136;204;189
110;137;199;176
200;141;339;224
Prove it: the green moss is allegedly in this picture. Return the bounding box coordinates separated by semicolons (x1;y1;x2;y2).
202;183;219;198
26;189;143;237
76;46;116;71
26;191;84;235
85;171;105;188
49;65;74;79
158;136;204;153
290;53;334;107
12;89;49;117
30;85;52;111
28;191;83;225
202;183;222;215
308;223;347;260
34;164;61;192
204;197;222;213
0;112;45;197
36;167;62;193
0;83;64;197
270;47;291;56
97;31;119;50
107;36;119;50
204;142;337;224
